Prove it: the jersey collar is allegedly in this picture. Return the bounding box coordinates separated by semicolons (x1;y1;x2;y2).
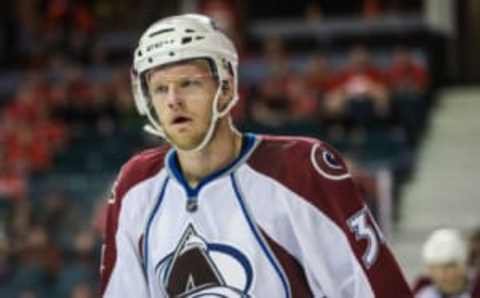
165;133;259;197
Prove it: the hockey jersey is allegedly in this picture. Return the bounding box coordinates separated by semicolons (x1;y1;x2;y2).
100;133;413;297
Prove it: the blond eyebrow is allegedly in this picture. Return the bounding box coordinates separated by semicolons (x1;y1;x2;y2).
145;59;213;83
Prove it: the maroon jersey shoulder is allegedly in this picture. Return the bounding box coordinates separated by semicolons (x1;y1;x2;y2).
247;134;360;222
250;134;349;173
113;145;170;201
248;134;413;297
248;134;351;192
101;145;169;295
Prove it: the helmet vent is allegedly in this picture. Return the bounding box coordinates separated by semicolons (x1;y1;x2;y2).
149;28;174;38
195;36;205;41
181;37;193;45
185;29;195;33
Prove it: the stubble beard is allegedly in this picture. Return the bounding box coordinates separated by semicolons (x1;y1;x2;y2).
163;114;215;151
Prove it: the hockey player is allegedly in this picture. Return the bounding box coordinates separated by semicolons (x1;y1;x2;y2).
100;14;413;297
413;229;480;298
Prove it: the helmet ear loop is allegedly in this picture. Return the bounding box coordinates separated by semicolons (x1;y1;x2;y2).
217;79;238;118
217;80;231;115
144;101;167;138
186;66;233;152
141;80;168;139
180;85;223;153
218;63;239;118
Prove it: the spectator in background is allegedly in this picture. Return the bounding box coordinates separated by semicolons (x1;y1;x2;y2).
250;36;292;126
35;103;68;153
305;1;323;23
69;281;95;298
6;120;52;173
326;45;389;129
89;81;117;136
199;0;237;36
17;289;39;298
9;224;61;298
262;35;290;79
110;67;140;131
48;80;71;123
0;142;27;202
0;235;13;291
44;0;96;64
304;53;337;124
35;191;80;248
56;229;98;298
386;47;430;144
199;0;244;54
414;229;479;298
284;72;319;121
0;70;69;175
250;36;319;124
387;47;429;95
6;75;44;124
14;0;43;59
305;53;333;99
66;70;97;133
363;0;381;18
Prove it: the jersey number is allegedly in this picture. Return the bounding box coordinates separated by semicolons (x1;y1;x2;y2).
347;207;384;269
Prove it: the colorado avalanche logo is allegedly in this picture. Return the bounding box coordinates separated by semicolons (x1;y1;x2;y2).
157;224;253;297
310;143;351;181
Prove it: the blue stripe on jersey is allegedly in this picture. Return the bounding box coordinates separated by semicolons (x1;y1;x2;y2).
230;173;292;298
143;177;170;283
208;243;254;292
165;133;257;199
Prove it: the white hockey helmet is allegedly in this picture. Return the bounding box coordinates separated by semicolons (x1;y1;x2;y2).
422;229;467;265
131;14;239;151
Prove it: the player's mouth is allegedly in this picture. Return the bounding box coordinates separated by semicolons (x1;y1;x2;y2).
171;116;192;126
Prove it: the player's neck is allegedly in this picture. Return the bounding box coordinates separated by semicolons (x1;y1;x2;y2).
176;118;242;189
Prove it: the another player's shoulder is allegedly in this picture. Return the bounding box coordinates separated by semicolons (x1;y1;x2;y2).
249;134;350;181
113;145;170;200
412;276;433;295
414;285;438;298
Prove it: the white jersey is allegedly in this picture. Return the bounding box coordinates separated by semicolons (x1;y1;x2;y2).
100;134;412;297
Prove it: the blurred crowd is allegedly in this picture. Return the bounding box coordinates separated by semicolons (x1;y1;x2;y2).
0;191;102;298
0;39;137;298
245;39;429;143
0;63;137;177
0;1;141;297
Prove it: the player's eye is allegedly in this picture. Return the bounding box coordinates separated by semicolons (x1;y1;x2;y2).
153;85;168;94
180;78;202;89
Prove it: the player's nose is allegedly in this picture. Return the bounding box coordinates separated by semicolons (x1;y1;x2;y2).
166;84;183;108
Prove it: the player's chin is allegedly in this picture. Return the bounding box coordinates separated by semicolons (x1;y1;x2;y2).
169;134;204;151
165;125;210;150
